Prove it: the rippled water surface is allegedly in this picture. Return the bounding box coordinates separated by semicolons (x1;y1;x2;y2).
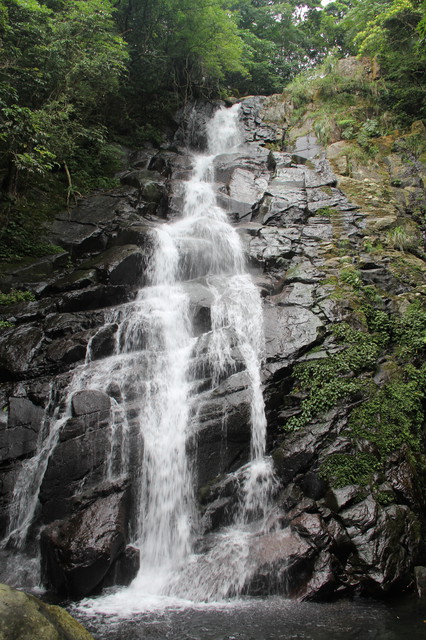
71;595;426;640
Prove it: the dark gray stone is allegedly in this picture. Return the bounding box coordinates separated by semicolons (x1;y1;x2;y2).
246;528;316;596
45;333;90;366
263;303;323;361
120;170;166;203
41;485;130;597
59;285;132;313
89;324;118;361
0;325;44;381
71;390;111;417
0;397;44;463
40;411;111;523
85;245;145;287
414;566;426;598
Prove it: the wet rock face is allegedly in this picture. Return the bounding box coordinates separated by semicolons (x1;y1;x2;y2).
40;483;135;598
0;96;424;602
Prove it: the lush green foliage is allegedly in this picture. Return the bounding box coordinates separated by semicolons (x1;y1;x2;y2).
321;452;380;487
1;0;425;259
321;367;425;487
284;323;380;432
287;298;426;489
0;288;35;304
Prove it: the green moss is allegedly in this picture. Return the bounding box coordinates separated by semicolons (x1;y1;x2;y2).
385;225;422;253
374;490;395;506
350;376;423;454
283;297;426;488
340;267;362;289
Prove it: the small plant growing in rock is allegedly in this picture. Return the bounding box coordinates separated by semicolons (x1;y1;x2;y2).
385;226;419;253
340;267;362;289
315;206;335;218
0;289;35;305
337;117;359;140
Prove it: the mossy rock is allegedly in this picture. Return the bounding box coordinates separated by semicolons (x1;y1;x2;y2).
0;583;94;640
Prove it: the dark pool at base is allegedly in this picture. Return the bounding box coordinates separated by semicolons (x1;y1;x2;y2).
71;595;426;640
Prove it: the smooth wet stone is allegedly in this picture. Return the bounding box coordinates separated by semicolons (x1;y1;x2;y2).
40;414;111;522
271;282;315;307
0;325;44;381
83;245;145;287
298;552;339;601
41;486;130;598
46;332;90;366
340;496;378;534
247;528;316;596
414;566;426;598
89;324;118;360
326;485;362;512
291;132;322;162
120;169;166;202
0;397;44;463
263;304;323;360
72;390;111;417
59;285;132;313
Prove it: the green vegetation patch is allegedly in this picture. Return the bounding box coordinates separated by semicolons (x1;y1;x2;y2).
283;299;426;489
284;323;380;433
321;368;425;488
0;289;35;305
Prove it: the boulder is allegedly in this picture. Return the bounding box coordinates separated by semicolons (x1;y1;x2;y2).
88;324;118;361
83;245;145;287
0;397;44;463
247;528;316;596
39;392;111;522
120;170;166;202
45;332;90;367
0;325;44;381
40;484;131;598
71;390;111;417
263;303;323;361
0;582;94;640
192;372;252;487
48;269;98;294
174;101;219;149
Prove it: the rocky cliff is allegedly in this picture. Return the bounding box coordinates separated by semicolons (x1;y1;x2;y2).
0;91;425;600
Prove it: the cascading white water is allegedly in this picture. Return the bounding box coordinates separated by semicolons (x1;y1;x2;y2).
98;103;276;609
3;103;276;605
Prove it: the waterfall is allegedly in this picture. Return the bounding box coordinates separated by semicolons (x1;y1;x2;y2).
2;103;275;604
90;103;276;610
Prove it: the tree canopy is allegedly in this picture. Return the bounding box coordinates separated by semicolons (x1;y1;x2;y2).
0;0;425;258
